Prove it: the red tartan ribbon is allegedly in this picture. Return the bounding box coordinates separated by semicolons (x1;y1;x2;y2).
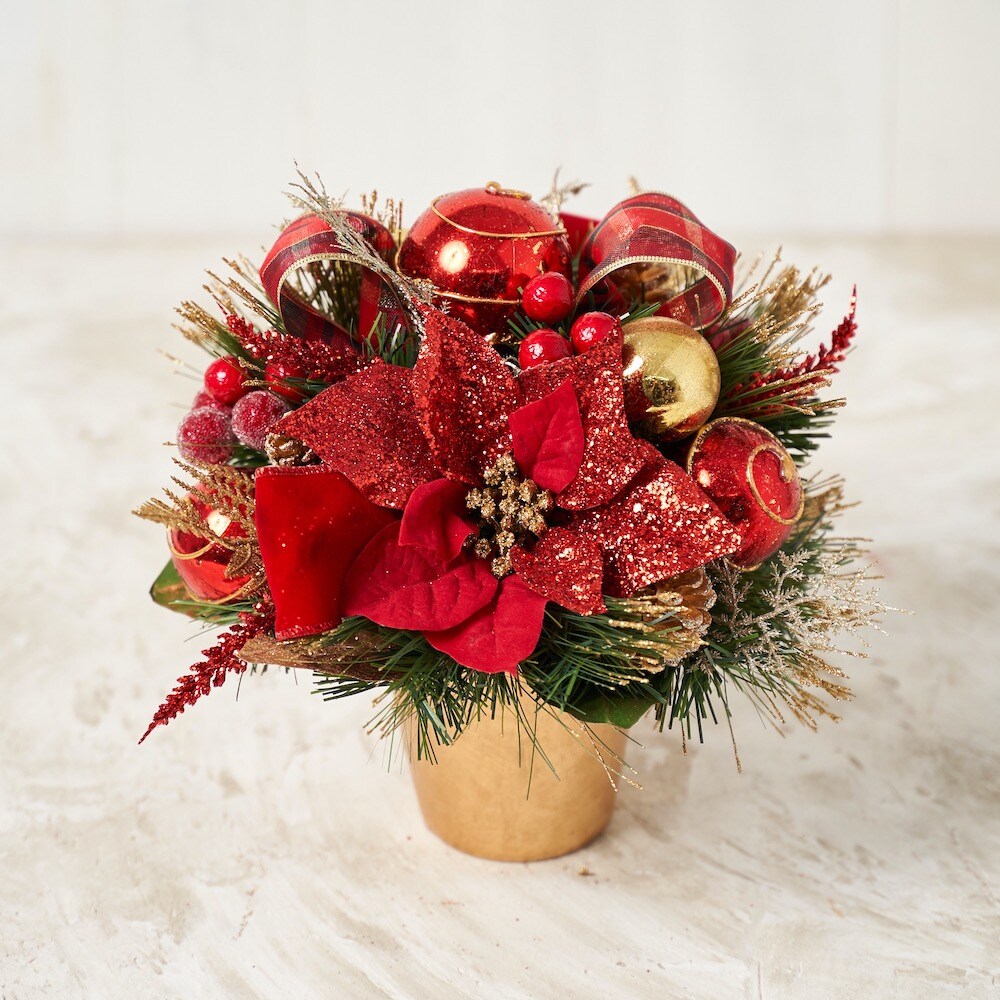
260;212;398;347
570;193;736;329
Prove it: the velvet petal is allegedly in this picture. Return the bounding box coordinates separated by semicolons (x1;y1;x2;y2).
343;523;497;631
255;466;398;640
519;325;647;510
423;576;548;674
509;380;585;495
398;478;474;561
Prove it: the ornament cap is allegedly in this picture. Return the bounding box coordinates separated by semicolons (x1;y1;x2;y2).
427;187;566;239
484;181;532;199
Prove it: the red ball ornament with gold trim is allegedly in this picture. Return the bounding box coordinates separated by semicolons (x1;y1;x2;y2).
168;488;254;602
396;182;572;336
687;417;804;569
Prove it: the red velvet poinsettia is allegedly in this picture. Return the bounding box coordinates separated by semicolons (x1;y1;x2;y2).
270;308;740;673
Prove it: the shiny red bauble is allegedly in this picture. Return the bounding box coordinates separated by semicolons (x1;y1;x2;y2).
265;360;308;403
396;184;572;336
687;417;804;568
518;329;573;369
521;272;574;324
204;356;247;405
168;488;253;602
570;312;621;354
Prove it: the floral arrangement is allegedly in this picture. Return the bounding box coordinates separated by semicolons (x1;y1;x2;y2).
136;171;886;765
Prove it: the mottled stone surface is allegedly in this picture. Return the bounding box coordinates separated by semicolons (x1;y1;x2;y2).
0;237;996;998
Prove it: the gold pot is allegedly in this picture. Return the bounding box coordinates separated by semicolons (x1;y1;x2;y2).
407;699;627;862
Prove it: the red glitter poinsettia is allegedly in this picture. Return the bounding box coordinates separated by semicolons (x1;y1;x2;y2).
274;308;740;673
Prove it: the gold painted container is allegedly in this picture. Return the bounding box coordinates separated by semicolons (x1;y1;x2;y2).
407;700;627;862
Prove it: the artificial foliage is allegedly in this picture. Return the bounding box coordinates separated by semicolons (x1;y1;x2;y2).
136;169;888;769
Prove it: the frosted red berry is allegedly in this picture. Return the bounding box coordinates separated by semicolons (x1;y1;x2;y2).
521;272;574;324
192;389;230;412
177;407;235;465
231;391;290;452
204;356;247;405
570;312;621;354
265;360;307;403
518;329;573;369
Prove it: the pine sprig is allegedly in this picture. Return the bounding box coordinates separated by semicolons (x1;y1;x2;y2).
310;621;518;761
361;312;419;368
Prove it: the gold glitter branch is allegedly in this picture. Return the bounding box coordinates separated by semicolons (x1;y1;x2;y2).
538;168;590;217
133;460;265;591
700;475;893;731
286;166;437;330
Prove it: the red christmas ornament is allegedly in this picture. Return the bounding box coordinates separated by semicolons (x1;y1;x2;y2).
168;489;253;602
177;407;235;465
265;359;308;403
396;183;572;336
687;417;804;568
204;356;247;405
570;312;621;354
521;272;574;324
518;329;572;369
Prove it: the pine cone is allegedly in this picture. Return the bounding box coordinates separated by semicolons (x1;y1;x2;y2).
617;567;717;670
265;432;318;467
640;568;716;636
614;260;699;305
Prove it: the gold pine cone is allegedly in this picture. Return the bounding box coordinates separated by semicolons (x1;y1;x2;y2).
619;567;717;670
265;432;318;467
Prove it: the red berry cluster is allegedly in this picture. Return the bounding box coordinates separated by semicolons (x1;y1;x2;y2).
176;353;291;464
516;273;622;371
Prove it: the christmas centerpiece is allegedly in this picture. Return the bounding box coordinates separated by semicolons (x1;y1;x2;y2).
136;171;887;860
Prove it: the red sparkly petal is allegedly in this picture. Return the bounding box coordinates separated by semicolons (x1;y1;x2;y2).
511;528;606;615
567;453;741;596
509;380;585;495
519;324;647;510
424;576;548;674
255;466;397;640
412;307;522;483
398;478;475;562
343;523;497;631
278;359;440;509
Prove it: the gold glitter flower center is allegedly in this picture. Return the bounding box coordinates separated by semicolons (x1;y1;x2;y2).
465;453;553;578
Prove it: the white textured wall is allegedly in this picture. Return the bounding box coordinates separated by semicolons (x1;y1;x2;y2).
2;0;998;237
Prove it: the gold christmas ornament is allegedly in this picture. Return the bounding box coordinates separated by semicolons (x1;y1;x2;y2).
622;317;721;442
